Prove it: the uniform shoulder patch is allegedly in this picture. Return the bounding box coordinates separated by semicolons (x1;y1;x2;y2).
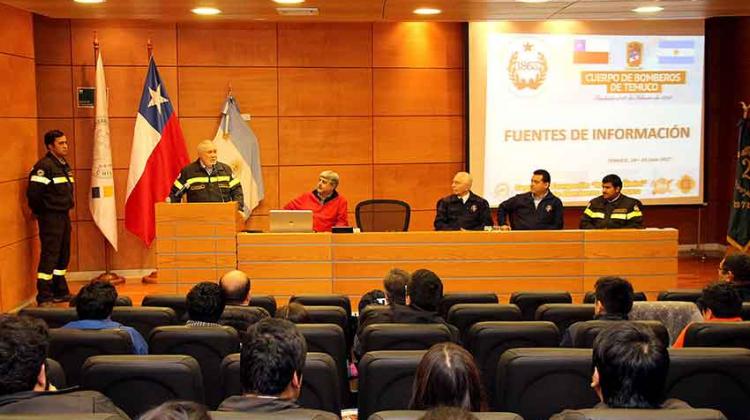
633;204;640;212
36;169;45;177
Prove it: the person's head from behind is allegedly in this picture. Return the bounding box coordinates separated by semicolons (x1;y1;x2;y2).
419;406;479;420
594;276;634;317
138;400;211;420
75;280;117;320
358;289;387;314
408;269;444;312
601;174;623;201
530;169;551;196
697;281;742;319
592;322;669;408
186;282;226;323
274;302;310;324
241;318;307;400
384;268;410;305
410;342;487;412
219;270;251;306
0;315;50;395
719;253;750;284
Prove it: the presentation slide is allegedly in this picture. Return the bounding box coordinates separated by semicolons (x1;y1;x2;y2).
474;26;705;206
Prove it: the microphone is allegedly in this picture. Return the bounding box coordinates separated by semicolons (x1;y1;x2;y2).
173;181;190;201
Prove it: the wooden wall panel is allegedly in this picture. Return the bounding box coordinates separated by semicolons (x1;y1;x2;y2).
181;117;279;165
33;15;70;65
177;23;277;67
374;163;463;210
0;238;37;311
35;66;72;118
179;67;277;117
279;165;373;211
0;2;33;58
252;166;280;216
0;180;37;247
75;221;106;270
410;210;437;231
279;117;373;165
374;69;463;116
0;55;36;118
374;116;463;164
373;22;464;68
70;20;177;66
0;118;38;183
278;23;372;68
279;68;372;116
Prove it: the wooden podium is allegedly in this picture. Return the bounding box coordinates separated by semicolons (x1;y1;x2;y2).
155;202;243;294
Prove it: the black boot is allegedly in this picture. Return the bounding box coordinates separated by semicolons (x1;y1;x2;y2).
52;275;72;302
36;279;54;306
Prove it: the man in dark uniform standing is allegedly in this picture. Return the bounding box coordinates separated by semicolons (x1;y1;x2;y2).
27;130;74;305
434;172;493;231
168;140;244;213
497;169;564;230
580;174;644;229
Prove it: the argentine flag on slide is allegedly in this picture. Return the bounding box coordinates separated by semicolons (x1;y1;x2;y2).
213;95;264;218
657;39;695;65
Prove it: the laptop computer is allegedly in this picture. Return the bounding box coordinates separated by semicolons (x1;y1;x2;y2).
269;210;314;233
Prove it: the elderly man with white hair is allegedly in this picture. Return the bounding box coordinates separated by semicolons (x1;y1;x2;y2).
434;171;493;231
283;170;348;232
168;140;244;212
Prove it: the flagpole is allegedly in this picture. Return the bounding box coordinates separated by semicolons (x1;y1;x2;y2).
142;37;159;285
91;33;124;286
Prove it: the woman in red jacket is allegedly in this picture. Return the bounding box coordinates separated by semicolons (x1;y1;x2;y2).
283;170;348;232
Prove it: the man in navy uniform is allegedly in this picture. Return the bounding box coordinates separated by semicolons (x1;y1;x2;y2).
497;169;564;230
580;174;644;229
434;172;493;231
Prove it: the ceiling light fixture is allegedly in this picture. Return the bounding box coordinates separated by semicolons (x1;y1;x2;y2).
191;7;222;15
413;7;442;15
516;0;551;3
273;0;305;4
632;5;664;13
74;0;105;3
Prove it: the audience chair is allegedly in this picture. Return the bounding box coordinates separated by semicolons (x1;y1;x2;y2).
629;301;702;344
446;303;522;342
569;320;669;349
69;295;133;307
219;305;270;340
297;323;349;403
48;328;133;386
220;352;341;414
249;294;277;316
0;414;129;420
304;305;352;350
535;303;594;334
510;291;572;321
666;347;750;420
45;358;66;389
358;350;426;420
582;291;647;303
358;323;454;354
355;199;411;232
141;294;188;321
742;302;750;321
80;354;204;418
439;292;499;319
148;325;239;409
682;321;750;349
465;321;560;410
291;294;352;318
657;289;703;303
368;411;524;420
110;306;178;339
550;408;726;420
19;307;77;328
360;304;391;319
496;348;596;420
210;409;339;420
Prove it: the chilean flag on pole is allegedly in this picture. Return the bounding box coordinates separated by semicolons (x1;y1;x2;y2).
125;57;189;246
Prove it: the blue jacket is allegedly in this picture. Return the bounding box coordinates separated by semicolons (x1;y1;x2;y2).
62;318;148;355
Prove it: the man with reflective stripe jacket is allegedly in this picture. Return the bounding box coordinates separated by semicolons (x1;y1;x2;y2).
168;140;245;213
580;174;644;229
26;130;74;305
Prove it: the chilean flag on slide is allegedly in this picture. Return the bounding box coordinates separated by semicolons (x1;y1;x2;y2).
125;57;189;247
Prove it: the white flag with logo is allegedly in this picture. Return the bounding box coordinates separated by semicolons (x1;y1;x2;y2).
89;52;118;250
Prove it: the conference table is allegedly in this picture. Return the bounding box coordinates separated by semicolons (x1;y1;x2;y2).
155;206;677;305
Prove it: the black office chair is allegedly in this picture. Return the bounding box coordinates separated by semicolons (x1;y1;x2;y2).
291;294;352;318
509;291;572;321
48;328;134;386
358;350;426;420
583;291;647;303
535;303;594;334
682;321;750;349
249;294;277;316
45;358;66;388
657;289;703;303
359;323;455;353
142;294;188;321
220;306;270;340
355;199;411;232
742;302;750;321
110;306;178;339
369;411;524;420
569;320;669;348
550;408;726;420
297;323;349;403
439;292;499;318
446;304;522;342
19;307;77;328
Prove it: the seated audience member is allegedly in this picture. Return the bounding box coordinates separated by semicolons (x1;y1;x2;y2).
139;400;211;420
275;302;310;324
672;282;743;348
719;254;750;301
186;282;226;327
410;342;487;412
357;268;410;314
551;322;687;419
561;276;634;347
355;269;458;357
218;318;307;413
220;270;251;306
0;315;127;416
419;406;479;420
358;289;387;315
283;170;348;232
62;280;147;355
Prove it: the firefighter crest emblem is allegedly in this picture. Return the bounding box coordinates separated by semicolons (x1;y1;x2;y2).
627;42;643;68
507;40;548;93
545;204;552;212
470;204;478;213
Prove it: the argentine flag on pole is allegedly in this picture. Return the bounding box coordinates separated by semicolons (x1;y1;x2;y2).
213;95;264;218
90;51;118;250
